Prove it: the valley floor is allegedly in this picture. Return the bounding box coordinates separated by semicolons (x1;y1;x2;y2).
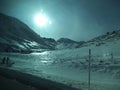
0;50;120;90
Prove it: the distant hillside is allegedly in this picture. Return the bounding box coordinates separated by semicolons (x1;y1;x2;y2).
0;13;54;52
56;38;85;49
79;29;120;48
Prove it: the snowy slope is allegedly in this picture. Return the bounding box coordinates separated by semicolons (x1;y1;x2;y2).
0;13;55;52
80;30;120;48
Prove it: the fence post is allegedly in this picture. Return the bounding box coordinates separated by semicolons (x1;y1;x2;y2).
88;49;91;90
111;53;113;62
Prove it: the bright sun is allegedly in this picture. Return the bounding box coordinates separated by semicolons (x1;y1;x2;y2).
34;13;52;27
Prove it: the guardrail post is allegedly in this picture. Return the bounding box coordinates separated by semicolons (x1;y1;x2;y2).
88;49;91;90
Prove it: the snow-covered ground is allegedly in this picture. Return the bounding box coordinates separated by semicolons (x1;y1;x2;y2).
0;38;120;90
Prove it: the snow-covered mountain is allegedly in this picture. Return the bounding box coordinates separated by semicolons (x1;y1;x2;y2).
55;30;120;49
79;30;120;48
0;13;86;52
56;30;120;50
2;12;120;53
0;13;55;52
56;38;85;49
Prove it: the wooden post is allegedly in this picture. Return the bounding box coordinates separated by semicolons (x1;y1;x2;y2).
88;49;91;90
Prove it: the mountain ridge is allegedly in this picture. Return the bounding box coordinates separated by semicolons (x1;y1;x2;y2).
0;13;120;52
0;13;55;52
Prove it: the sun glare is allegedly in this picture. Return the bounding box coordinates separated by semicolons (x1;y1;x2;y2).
34;12;52;27
34;13;48;26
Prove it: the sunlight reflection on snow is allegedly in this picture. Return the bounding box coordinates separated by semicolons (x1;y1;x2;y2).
31;51;49;55
31;51;53;65
40;60;48;63
40;51;49;55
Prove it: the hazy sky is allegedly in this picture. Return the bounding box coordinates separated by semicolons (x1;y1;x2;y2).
0;0;120;41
